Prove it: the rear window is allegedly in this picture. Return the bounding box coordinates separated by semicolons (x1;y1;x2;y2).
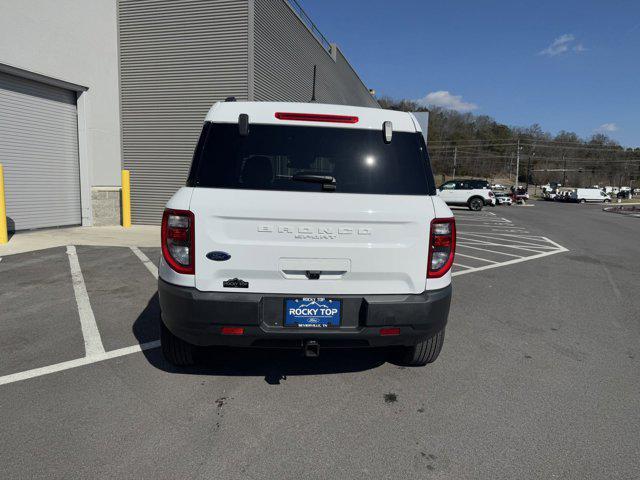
187;123;435;195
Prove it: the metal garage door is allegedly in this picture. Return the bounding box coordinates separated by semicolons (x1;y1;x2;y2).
0;71;81;231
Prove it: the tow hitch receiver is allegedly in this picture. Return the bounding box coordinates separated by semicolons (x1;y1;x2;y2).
303;340;320;357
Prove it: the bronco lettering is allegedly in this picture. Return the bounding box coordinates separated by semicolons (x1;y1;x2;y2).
258;224;372;237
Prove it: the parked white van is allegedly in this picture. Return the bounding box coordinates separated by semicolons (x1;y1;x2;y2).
158;101;455;367
571;188;611;203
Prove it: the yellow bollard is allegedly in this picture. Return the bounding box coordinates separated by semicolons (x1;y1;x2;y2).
121;169;131;228
0;164;8;244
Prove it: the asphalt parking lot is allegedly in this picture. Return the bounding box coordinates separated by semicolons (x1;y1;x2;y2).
1;201;639;479
451;209;567;276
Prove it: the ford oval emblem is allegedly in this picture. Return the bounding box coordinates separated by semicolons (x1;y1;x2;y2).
206;251;231;261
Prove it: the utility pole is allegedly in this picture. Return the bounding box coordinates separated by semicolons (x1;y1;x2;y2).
452;147;457;179
562;152;567;186
508;153;513;181
526;150;534;189
515;139;520;190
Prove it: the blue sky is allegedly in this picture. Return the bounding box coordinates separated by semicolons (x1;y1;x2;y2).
302;0;640;147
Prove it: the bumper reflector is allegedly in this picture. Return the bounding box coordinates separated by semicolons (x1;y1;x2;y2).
221;327;244;335
380;327;401;336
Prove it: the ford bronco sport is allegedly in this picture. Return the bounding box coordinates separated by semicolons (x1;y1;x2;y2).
158;101;455;367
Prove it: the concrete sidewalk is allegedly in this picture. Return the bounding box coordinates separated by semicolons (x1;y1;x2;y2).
0;225;159;256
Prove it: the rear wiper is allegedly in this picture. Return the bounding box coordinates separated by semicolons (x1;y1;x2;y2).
291;174;336;191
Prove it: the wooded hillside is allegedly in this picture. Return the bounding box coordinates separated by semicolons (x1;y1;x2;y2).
378;97;640;188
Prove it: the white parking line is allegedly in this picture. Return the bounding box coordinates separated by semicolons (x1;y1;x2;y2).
457;238;554;253
459;228;530;234
454;217;510;223
459;232;558;249
0;245;162;388
541;236;569;251
1;229;567;388
450;208;496;216
0;340;160;387
66;246;105;357
457;235;557;250
453;262;474;269
458;223;527;229
456;243;525;258
130;246;158;279
455;253;499;264
452;246;567;277
459;226;519;230
451;213;569;275
455;219;511;224
495;233;548;241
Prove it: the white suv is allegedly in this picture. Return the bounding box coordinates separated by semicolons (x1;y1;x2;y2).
438;180;495;211
158;101;455;367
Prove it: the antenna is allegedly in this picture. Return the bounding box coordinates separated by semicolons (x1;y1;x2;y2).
310;65;317;102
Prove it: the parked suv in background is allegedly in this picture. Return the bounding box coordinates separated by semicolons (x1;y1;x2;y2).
495;192;513;205
158;101;455;367
438;179;495;211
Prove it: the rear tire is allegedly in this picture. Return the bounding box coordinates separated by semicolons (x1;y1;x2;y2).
468;197;484;211
161;320;195;366
579;198;586;204
397;329;445;366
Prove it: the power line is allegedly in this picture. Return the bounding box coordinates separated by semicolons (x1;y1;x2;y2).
428;143;519;150
518;143;634;153
430;148;640;159
429;142;635;153
433;156;640;164
428;137;638;148
428;139;516;144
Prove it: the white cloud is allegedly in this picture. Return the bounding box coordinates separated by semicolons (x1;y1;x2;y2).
539;34;586;56
595;123;618;133
416;90;478;112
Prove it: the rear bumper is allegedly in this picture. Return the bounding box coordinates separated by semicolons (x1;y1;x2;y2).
158;279;452;348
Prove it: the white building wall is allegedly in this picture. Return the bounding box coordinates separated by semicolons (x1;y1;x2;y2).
0;0;122;225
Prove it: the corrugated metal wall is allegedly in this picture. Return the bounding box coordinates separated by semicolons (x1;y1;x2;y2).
253;0;378;108
118;0;249;225
0;71;81;231
119;0;377;224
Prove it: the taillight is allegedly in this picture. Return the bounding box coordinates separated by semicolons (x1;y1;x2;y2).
488;191;495;197
161;209;195;275
428;218;456;278
274;112;359;124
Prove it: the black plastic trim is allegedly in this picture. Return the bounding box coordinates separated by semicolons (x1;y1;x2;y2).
158;279;452;347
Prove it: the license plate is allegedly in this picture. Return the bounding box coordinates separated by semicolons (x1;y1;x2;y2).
284;298;341;328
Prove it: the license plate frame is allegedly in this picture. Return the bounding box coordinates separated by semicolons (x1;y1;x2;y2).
283;297;342;328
